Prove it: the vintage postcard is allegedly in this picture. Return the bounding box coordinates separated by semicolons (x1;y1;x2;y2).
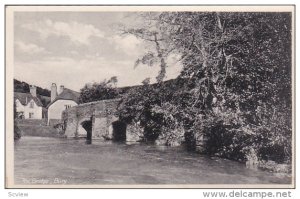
5;5;295;188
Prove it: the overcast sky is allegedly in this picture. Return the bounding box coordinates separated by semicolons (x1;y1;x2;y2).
14;12;182;92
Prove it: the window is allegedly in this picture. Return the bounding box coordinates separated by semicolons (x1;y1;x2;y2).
29;101;34;108
65;105;72;110
29;112;34;119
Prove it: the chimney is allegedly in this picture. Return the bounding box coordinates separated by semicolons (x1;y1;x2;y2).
51;83;57;102
30;85;37;97
59;85;64;95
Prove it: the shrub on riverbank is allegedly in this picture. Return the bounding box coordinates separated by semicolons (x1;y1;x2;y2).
14;123;21;140
14;102;21;141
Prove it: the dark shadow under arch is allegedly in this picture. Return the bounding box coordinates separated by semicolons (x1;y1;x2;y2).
112;121;127;142
81;120;92;144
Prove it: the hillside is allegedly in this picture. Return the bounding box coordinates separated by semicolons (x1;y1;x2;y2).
14;79;51;97
14;79;51;107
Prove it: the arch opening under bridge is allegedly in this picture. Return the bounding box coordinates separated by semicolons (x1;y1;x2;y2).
111;120;127;142
80;119;93;144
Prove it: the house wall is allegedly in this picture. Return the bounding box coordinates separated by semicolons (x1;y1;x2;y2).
15;99;25;115
15;99;43;119
48;99;78;125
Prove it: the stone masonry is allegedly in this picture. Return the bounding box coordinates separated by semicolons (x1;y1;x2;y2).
62;99;121;139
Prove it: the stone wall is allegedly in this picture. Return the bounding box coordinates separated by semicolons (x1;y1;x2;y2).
62;99;121;139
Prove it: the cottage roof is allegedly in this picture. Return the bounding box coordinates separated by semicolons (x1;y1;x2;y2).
14;92;43;107
47;88;80;108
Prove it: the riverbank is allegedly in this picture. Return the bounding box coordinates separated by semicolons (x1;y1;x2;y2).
17;121;62;138
258;161;292;174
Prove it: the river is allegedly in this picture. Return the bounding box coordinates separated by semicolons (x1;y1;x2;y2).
14;136;291;185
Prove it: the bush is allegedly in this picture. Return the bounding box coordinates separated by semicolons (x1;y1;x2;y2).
198;116;291;164
255;126;291;164
14;123;21;140
199;118;247;161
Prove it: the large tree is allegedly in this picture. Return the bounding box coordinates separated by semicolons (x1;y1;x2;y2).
118;12;292;163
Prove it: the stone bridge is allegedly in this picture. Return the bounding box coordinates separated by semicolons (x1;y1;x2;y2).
62;98;131;142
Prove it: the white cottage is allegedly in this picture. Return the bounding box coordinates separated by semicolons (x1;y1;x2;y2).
14;86;44;119
47;83;80;125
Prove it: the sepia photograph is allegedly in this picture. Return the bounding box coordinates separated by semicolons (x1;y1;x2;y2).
5;5;295;188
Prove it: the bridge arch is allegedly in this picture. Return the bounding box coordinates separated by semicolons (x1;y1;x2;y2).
110;120;127;142
77;117;93;144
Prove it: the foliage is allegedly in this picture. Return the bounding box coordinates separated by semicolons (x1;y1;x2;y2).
118;81;162;142
117;12;292;164
39;97;50;107
14;79;30;93
14;102;21;140
14;124;21;140
14;79;51;97
78;76;119;103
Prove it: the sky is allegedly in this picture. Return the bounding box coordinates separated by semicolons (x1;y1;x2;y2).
14;12;182;92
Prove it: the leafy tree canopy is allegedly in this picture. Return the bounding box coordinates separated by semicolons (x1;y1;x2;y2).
79;76;119;103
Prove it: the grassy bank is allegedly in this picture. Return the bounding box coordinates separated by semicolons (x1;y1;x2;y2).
18;124;61;138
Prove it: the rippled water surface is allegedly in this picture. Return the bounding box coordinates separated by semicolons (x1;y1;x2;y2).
14;136;291;185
